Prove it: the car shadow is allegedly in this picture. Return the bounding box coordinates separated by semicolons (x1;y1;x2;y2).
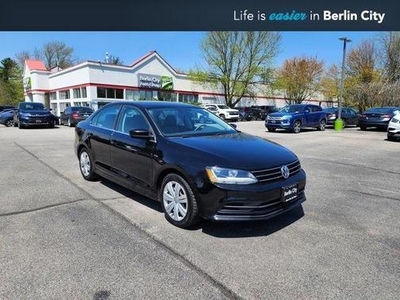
99;178;162;212
99;178;305;238
265;128;316;134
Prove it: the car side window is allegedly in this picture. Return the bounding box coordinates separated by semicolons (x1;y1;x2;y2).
91;105;120;129
117;106;150;134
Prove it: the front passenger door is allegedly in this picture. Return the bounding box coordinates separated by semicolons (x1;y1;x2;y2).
110;105;154;193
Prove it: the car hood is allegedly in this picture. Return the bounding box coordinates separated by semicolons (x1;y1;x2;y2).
20;109;51;115
267;112;296;118
168;132;298;170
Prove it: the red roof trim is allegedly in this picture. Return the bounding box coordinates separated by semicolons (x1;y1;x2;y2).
26;60;47;71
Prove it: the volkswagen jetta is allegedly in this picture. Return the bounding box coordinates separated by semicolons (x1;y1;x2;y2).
75;101;306;228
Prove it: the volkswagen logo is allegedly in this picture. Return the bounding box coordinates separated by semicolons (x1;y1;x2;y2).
281;165;290;179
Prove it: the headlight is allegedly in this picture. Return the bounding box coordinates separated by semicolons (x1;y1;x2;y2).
206;166;258;184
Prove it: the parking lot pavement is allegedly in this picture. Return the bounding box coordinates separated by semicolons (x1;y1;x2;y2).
1;123;399;299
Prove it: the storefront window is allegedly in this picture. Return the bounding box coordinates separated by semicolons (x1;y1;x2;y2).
98;87;124;99
97;87;106;98
158;91;177;102
73;88;81;98
178;93;199;103
59;90;70;99
126;89;140;100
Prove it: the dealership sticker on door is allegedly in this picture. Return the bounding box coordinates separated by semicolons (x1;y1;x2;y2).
282;183;298;202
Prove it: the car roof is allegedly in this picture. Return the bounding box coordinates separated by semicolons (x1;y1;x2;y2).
105;101;198;109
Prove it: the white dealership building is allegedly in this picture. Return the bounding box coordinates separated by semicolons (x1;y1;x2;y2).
23;51;328;116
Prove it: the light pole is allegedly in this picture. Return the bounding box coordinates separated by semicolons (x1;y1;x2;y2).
335;37;351;131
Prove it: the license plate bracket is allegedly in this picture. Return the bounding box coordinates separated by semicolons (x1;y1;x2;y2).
281;183;298;202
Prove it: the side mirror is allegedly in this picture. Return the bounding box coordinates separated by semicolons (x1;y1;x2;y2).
229;123;237;129
304;109;310;113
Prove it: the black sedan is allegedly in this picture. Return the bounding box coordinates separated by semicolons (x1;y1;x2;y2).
358;107;400;130
323;107;359;127
60;106;94;127
75;101;306;228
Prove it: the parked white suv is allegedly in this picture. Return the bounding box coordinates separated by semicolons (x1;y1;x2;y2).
387;110;400;141
204;104;239;121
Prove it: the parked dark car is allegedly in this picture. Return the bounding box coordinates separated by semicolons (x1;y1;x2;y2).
252;105;279;120
13;102;57;129
0;105;15;113
75;101;306;228
60;106;94;127
0;109;14;127
358;107;400;130
323;107;359;127
265;104;327;133
237;107;254;121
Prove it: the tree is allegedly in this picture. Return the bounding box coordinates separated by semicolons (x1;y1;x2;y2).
0;57;23;105
274;56;324;104
189;31;281;107
345;39;382;111
379;32;400;83
321;64;341;103
16;41;78;70
108;54;124;65
0;58;18;81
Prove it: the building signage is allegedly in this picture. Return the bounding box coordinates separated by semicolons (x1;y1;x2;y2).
23;77;31;91
138;73;173;90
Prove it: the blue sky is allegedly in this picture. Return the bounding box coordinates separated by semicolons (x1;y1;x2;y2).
0;31;381;71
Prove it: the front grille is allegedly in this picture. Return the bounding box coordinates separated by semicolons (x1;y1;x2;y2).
252;160;301;182
216;191;305;218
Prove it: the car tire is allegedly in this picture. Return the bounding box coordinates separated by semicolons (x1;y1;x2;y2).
5;119;13;127
160;173;200;229
267;127;276;132
317;119;326;131
292;120;301;133
79;148;99;181
360;126;367;131
18;121;24;129
387;133;395;141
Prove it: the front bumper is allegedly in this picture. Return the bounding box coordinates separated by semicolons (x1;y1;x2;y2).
198;169;306;221
265;119;292;129
20;116;55;126
358;119;389;128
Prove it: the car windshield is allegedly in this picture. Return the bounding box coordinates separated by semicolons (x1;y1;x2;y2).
71;107;93;113
217;105;230;109
20;103;46;110
147;107;237;137
279;105;304;113
365;107;396;114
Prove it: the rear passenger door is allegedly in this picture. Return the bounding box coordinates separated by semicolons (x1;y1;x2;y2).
88;104;121;169
309;105;322;126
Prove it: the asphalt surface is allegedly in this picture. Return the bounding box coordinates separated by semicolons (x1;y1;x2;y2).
0;122;399;299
